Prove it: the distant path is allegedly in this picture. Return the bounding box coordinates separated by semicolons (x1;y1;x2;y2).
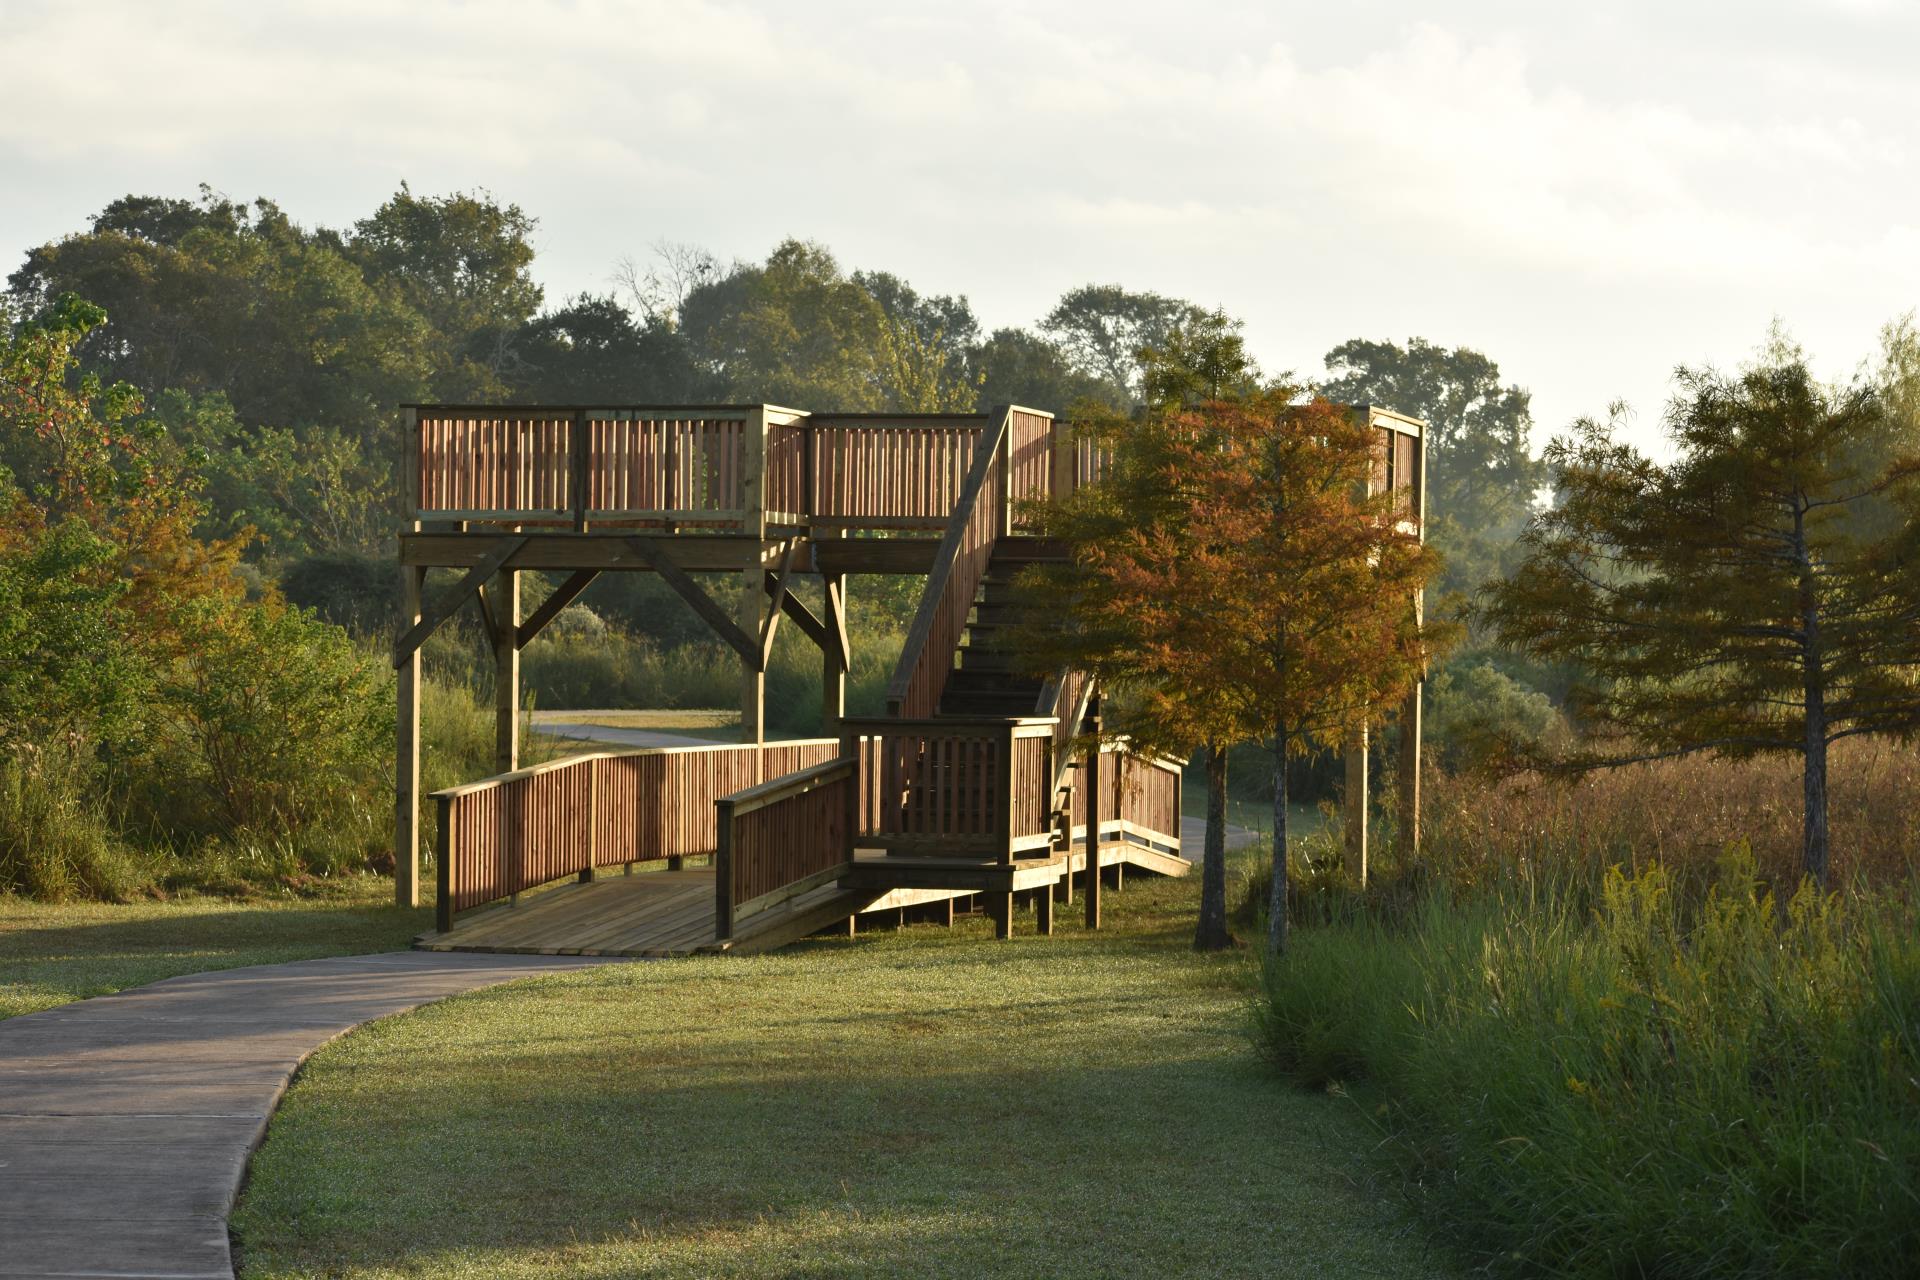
0;952;622;1279
1179;815;1259;855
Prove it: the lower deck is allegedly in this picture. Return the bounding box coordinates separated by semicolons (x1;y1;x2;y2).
417;843;1189;958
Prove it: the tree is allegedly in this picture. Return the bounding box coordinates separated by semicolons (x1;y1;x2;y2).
510;294;701;404
1041;284;1207;404
1319;338;1542;600
972;327;1118;416
1015;313;1273;949
680;239;888;408
348;185;543;399
1479;358;1920;885
1022;375;1444;951
854;271;982;411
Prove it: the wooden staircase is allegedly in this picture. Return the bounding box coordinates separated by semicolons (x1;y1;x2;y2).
939;537;1074;719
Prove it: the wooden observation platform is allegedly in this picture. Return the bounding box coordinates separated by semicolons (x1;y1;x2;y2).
391;402;1425;952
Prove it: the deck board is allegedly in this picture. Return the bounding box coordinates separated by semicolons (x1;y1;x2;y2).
418;847;1187;958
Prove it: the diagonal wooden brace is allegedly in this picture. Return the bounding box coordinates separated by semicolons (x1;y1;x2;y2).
391;537;527;667
623;535;760;665
516;569;599;649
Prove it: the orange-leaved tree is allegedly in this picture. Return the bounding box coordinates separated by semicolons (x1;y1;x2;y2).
1014;313;1265;950
1024;389;1446;953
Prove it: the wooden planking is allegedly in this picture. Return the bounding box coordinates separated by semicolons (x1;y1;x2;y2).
433;740;839;919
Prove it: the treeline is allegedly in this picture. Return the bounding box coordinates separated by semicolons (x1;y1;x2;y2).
5;186;1538;597
0;182;1546;896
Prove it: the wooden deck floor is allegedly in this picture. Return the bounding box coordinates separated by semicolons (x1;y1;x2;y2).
418;845;1190;958
416;869;871;957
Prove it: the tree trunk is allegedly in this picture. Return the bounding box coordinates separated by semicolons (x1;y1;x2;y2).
1794;501;1831;888
1804;728;1830;888
1193;741;1231;951
1267;727;1290;955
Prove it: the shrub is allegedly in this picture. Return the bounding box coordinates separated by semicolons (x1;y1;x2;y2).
0;747;141;901
1254;848;1920;1276
278;552;399;635
148;596;389;838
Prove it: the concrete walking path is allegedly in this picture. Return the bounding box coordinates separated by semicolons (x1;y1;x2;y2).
0;950;621;1279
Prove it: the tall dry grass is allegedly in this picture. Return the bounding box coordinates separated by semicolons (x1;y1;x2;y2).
1418;738;1920;894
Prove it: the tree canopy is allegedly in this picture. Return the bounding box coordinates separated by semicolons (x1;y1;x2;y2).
1480;358;1920;884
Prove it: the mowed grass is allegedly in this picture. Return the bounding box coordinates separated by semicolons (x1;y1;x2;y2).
0;878;429;1019
232;860;1454;1279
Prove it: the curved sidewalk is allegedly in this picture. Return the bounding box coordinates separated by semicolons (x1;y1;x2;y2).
0;950;621;1279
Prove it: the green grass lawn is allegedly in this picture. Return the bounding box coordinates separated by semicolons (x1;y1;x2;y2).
232;859;1454;1279
0;877;430;1020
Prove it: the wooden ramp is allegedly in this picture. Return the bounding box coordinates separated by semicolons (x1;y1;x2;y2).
419;844;1191;959
416;868;964;958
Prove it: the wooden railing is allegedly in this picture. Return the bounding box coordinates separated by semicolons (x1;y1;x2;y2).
1035;666;1095;800
714;758;855;940
407;405;1066;540
884;408;1012;717
808;415;985;529
431;739;838;931
1065;744;1184;853
838;716;1058;859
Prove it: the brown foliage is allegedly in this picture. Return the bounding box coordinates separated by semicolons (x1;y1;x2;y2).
1419;738;1920;894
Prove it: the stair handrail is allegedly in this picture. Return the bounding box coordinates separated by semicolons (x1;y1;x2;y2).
885;405;1013;717
1035;665;1097;803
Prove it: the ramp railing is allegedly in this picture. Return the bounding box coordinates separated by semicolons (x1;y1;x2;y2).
431;739;838;932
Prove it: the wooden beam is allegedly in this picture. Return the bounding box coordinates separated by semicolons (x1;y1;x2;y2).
766;573;833;654
473;581;500;648
622;536;758;664
1344;722;1369;886
493;566;519;774
517;569;599;649
392;536;526;667
399;531;943;575
822;573;847;736
1084;714;1102;930
759;538;801;668
395;565;425;908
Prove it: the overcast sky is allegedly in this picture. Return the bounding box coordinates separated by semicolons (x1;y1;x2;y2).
4;0;1917;447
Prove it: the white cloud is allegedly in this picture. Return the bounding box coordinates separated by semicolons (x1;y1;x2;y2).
1;0;1915;440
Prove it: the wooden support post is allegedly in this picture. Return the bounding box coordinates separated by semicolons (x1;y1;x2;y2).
1344;722;1369;886
714;798;735;942
938;896;955;928
570;410;589;532
1035;883;1054;935
579;759;598;884
1084;732;1102;931
740;406;770;750
990;891;1014;940
1400;687;1422;858
667;855;686;871
395;564;425;908
1401;588;1425;859
739;564;765;749
433;794;453;933
822;573;847;736
493;565;519;775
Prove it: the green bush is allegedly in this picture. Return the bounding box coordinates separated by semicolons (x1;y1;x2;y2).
1254;848;1920;1276
149;597;389;838
0;747;141;901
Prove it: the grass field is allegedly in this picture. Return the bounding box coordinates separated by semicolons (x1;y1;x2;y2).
0;878;429;1020
231;855;1453;1279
